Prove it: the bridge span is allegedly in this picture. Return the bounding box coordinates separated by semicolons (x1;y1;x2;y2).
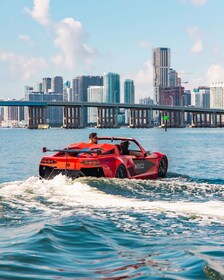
1;100;224;128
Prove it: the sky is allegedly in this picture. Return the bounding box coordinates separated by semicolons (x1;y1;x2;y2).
1;0;224;102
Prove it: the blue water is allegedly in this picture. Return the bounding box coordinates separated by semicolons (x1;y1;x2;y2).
0;128;224;279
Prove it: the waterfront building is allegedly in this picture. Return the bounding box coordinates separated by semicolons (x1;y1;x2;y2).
139;97;154;105
124;79;135;124
194;87;210;108
169;68;178;87
71;77;79;102
42;78;52;93
183;90;192;124
25;92;63;127
24;86;34;95
33;82;42;92
152;47;171;105
159;86;184;106
72;76;103;102
210;82;224;109
52;76;63;94
124;79;135;104
103;72;120;103
4;106;18;124
72;76;103;125
183;90;191;106
87;86;104;124
2;98;25;127
63;81;72;102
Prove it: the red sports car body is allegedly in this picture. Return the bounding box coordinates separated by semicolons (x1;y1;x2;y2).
39;137;168;180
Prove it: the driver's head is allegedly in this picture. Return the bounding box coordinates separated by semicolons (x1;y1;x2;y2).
89;132;98;144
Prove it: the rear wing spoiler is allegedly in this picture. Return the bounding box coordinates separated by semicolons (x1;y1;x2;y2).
42;147;102;155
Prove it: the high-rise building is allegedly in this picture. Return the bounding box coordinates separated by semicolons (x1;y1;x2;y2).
169;68;178;87
159;86;184;106
42;78;52;93
183;90;191;106
152;48;171;104
52;76;63;94
124;79;135;104
71;77;79;101
72;76;103;102
63;80;71;101
139;97;154;105
194;87;210;108
2;98;25;127
103;72;120;103
33;82;42;92
87;86;104;124
210;82;224;109
72;76;103;125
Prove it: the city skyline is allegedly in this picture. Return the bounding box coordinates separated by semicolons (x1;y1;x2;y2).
1;0;224;101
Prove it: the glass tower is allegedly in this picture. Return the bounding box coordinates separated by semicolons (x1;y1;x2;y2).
124;79;135;104
103;72;120;103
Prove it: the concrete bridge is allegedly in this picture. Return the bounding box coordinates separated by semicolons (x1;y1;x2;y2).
1;100;224;129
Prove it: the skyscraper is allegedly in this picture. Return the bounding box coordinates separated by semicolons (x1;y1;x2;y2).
52;76;63;94
72;76;103;102
72;76;103;125
124;79;135;104
42;78;52;93
152;48;171;104
194;87;210;108
87;86;103;124
103;72;120;103
210;83;224;109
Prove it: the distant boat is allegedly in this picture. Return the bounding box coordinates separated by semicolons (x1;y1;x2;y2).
38;124;49;129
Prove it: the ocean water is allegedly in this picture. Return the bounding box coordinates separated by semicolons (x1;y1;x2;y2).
0;127;224;279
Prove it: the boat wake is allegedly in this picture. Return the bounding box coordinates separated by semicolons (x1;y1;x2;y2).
1;175;224;279
0;174;224;226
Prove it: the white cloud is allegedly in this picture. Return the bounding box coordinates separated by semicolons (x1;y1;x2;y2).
52;17;95;70
124;59;154;101
24;0;50;26
19;34;35;48
187;26;200;39
187;26;203;53
191;0;207;6
24;0;96;71
138;41;151;49
212;46;220;54
178;0;207;5
0;51;47;81
134;59;153;85
205;65;224;84
191;39;203;53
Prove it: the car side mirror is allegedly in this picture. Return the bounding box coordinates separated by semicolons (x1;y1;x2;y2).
144;151;151;156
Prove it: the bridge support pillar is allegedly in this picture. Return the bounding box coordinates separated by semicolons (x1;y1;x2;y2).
63;106;83;128
179;111;185;127
96;107;118;128
28;106;45;129
129;109;152;128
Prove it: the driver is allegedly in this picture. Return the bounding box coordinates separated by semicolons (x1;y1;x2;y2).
89;132;98;144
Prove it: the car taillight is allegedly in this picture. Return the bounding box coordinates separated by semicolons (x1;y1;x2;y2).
41;159;57;164
80;160;100;166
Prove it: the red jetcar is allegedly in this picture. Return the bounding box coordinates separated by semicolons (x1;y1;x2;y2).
39;137;168;180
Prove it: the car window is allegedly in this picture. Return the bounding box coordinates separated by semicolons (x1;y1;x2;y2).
129;141;141;153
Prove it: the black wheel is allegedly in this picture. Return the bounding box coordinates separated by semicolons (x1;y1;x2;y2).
115;165;127;179
158;156;168;178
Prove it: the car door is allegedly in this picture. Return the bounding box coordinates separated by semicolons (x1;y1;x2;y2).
129;142;156;177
